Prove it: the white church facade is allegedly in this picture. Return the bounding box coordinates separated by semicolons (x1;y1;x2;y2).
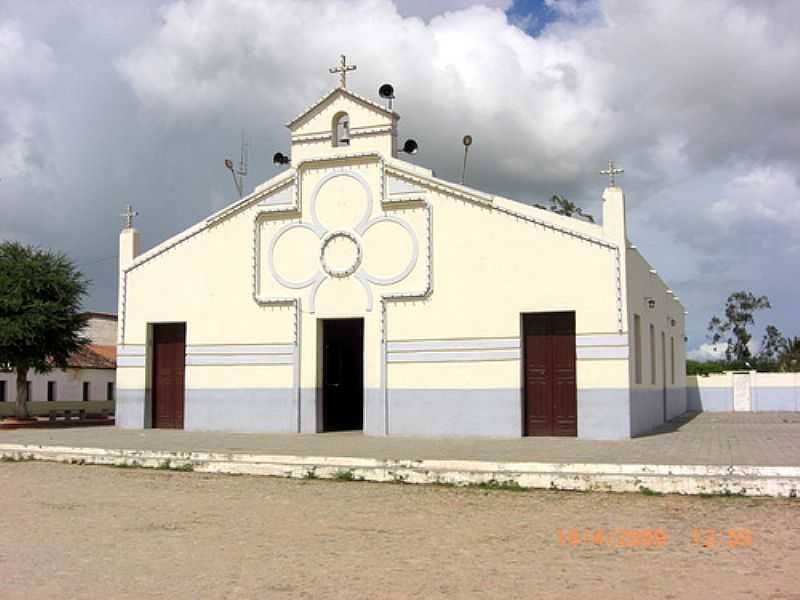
116;64;687;439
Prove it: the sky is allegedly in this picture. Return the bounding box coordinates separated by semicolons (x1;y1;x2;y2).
1;0;798;358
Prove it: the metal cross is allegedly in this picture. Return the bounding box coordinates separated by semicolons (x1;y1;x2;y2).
121;204;138;229
329;54;357;88
600;160;624;187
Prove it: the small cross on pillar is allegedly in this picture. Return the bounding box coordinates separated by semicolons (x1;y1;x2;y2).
121;204;138;229
600;160;624;187
329;54;357;88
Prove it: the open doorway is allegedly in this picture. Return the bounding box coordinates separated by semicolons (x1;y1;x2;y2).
321;319;364;432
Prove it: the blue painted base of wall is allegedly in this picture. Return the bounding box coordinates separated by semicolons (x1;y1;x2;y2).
115;386;659;440
753;388;799;411
116;389;148;429
185;389;296;433
687;386;732;412
628;387;688;437
387;388;522;437
578;389;630;440
667;387;688;420
629;389;664;436
364;388;386;437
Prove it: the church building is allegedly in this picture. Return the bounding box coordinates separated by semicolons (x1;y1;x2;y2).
116;58;687;439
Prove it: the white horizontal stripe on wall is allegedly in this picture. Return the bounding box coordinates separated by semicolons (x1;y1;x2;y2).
186;344;295;355
117;345;145;356
576;346;629;360
185;354;294;366
387;338;519;353
386;333;629;364
117;356;145;367
576;334;629;347
387;349;520;364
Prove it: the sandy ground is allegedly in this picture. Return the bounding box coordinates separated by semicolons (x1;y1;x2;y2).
2;462;798;600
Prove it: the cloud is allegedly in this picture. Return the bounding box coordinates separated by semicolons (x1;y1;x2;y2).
0;20;55;183
687;343;726;362
3;0;800;355
395;0;513;20
710;166;800;228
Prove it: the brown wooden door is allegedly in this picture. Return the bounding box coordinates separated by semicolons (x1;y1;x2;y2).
151;323;186;429
523;312;576;436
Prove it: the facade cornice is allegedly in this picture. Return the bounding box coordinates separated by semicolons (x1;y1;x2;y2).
286;87;399;130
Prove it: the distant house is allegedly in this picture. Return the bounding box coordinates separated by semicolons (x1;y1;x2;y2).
0;312;117;406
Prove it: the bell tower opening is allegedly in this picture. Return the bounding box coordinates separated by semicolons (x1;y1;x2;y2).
332;112;350;147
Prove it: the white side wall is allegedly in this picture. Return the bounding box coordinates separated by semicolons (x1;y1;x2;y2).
626;248;687;435
0;368;115;403
83;316;117;345
688;372;800;412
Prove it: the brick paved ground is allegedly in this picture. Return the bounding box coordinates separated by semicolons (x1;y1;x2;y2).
2;411;799;466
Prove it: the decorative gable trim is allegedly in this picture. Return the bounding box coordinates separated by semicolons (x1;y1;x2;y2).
118;170;297;343
291;124;395;145
286;87;398;130
384;160;624;333
387;175;425;196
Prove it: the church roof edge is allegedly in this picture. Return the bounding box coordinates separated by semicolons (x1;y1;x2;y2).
286;87;399;129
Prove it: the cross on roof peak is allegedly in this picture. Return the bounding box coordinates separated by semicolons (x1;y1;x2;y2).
329;54;357;89
600;160;624;187
121;204;138;229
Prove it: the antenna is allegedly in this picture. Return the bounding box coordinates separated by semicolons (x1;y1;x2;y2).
224;131;248;198
239;130;248;181
379;83;395;110
461;134;472;185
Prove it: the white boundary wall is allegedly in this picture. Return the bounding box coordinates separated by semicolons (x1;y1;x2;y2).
688;372;800;412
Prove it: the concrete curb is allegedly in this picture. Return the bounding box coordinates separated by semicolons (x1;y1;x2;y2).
1;443;798;497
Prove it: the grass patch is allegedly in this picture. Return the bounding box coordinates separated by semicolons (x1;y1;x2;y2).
111;461;140;469
698;489;748;498
1;455;25;462
469;479;525;492
334;469;355;481
153;460;194;472
638;486;664;496
167;462;194;472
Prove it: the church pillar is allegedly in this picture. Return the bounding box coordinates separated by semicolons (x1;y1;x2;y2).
602;185;627;245
602;185;629;335
117;219;140;344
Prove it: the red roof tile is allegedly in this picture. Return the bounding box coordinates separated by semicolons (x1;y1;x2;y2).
66;344;116;369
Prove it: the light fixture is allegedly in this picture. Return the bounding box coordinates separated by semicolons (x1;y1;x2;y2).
400;139;418;155
379;83;395;110
645;297;656;309
273;152;290;165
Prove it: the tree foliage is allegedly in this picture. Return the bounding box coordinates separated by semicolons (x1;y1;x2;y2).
758;330;800;373
0;241;89;418
535;194;595;223
707;291;771;362
696;291;798;373
776;337;800;372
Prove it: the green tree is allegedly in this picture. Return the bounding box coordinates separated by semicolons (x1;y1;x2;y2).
759;324;785;363
535;195;595;223
0;242;89;419
707;291;771;363
777;337;800;372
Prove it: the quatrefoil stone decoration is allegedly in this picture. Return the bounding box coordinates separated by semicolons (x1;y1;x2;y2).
268;171;418;312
